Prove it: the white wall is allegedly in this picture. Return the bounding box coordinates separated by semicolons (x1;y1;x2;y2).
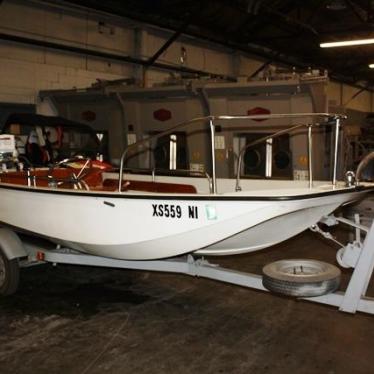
0;0;372;112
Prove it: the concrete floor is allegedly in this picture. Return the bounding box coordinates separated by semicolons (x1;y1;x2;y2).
0;230;373;374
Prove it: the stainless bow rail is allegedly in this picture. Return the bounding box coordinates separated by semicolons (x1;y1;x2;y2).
118;113;346;194
356;151;374;183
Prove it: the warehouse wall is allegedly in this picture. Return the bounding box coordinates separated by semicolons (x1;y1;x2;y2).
0;0;262;104
0;0;373;112
327;82;373;112
0;0;134;104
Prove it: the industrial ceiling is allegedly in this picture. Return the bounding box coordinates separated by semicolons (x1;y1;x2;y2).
41;0;374;88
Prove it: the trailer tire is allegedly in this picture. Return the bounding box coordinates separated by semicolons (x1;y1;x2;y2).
262;259;340;297
0;249;20;296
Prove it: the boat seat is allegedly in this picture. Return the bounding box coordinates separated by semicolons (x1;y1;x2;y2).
101;178;197;194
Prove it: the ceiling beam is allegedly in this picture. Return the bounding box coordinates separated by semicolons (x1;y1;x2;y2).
146;18;191;67
35;0;374;88
0;32;236;81
345;0;368;23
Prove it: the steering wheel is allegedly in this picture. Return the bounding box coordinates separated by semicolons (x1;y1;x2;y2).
57;156;92;174
49;156;93;190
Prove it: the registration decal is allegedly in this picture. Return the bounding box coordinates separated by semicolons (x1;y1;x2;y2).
205;205;217;220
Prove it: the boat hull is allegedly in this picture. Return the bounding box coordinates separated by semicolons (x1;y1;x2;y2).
0;183;370;260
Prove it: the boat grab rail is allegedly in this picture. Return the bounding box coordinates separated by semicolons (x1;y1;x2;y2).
118;113;346;193
235;123;307;191
1;169;88;190
356;151;374;183
119;116;208;192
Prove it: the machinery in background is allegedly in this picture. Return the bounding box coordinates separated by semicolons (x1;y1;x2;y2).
239;133;292;179
39;68;331;180
2;113;109;167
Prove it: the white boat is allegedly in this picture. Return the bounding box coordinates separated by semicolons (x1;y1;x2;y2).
0;113;372;260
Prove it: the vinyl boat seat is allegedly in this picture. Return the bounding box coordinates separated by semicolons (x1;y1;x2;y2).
100;178;197;194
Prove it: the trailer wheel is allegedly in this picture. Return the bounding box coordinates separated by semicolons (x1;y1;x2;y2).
0;250;20;296
262;259;340;297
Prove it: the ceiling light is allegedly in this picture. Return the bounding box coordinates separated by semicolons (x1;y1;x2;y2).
320;38;374;48
369;64;374;68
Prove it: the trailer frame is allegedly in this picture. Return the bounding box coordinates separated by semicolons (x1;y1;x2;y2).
0;214;373;315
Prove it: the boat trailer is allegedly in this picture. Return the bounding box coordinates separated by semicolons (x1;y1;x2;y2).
1;214;374;316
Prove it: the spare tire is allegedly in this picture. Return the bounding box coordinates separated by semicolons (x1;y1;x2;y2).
262;259;340;297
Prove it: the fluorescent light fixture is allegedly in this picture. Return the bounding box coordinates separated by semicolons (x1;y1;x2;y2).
369;64;374;68
320;38;374;48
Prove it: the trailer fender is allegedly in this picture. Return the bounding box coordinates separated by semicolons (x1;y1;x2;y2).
0;228;27;260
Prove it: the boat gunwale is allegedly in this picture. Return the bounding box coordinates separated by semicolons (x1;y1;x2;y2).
0;181;371;201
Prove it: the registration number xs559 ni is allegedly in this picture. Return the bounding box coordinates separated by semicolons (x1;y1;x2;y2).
152;204;199;219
